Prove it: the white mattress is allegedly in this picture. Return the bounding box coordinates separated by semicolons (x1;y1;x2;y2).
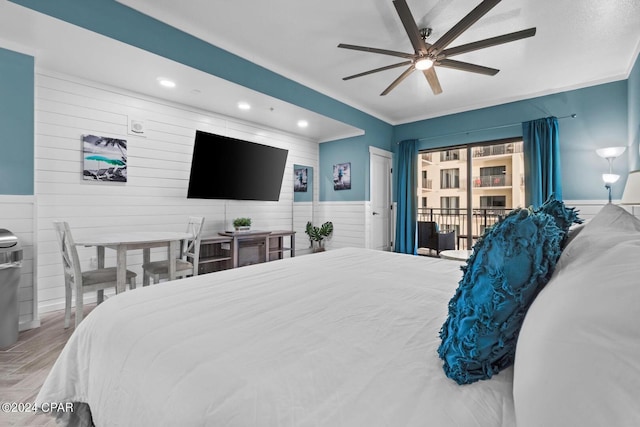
37;248;515;426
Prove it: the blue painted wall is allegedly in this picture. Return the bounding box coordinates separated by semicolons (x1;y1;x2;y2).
628;52;640;172
394;80;630;201
9;0;394;202
0;47;34;195
4;1;639;202
293;164;313;203
320;121;393;201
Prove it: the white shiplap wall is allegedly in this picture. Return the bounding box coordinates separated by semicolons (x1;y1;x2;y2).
35;71;318;313
0;195;37;330
316;201;368;249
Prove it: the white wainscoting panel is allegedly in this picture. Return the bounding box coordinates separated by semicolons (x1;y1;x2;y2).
564;200;610;221
35;71;318;313
293;202;313;256
315;201;367;249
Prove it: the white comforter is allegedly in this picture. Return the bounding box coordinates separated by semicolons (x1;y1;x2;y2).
37;248;515;426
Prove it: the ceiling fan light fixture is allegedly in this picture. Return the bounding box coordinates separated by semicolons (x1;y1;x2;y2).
414;57;434;70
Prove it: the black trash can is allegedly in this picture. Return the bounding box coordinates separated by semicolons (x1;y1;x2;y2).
0;229;23;349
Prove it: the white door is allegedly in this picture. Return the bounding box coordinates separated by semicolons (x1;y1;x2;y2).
369;147;393;251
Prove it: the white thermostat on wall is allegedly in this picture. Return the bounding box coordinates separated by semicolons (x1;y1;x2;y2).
128;118;145;136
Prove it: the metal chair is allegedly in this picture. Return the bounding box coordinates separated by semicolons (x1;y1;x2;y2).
53;221;137;328
142;216;205;285
417;221;455;256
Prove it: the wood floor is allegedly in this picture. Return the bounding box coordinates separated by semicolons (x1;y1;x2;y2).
0;305;95;427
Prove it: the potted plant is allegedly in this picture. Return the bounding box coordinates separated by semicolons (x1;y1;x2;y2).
305;221;333;252
233;217;252;231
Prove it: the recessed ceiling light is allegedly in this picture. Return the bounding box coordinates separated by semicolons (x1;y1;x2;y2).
238;102;251;110
157;78;176;88
297;120;309;128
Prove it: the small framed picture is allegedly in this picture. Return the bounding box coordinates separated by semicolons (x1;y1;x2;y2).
333;162;351;190
294;167;308;192
82;134;128;182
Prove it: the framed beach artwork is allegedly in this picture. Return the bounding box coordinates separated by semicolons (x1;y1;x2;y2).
294;167;308;192
333;162;351;190
82;134;128;182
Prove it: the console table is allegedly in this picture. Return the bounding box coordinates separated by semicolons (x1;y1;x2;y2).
198;235;234;274
221;230;272;268
199;230;295;273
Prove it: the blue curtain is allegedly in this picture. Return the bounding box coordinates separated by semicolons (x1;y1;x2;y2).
522;117;562;207
395;139;418;254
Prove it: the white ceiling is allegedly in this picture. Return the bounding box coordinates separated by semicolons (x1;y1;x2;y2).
2;0;640;140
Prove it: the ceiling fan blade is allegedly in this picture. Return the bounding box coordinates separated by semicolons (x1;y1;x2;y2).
437;58;499;75
429;0;501;54
338;43;415;59
393;0;430;53
381;65;415;96
423;67;443;95
442;28;536;58
343;61;413;80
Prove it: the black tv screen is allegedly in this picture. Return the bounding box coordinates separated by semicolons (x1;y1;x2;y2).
187;130;289;201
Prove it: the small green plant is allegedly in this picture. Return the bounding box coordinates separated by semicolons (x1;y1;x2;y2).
305;221;333;251
233;217;252;228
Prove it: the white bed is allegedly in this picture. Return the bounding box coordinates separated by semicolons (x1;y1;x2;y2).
37;248;516;426
38;203;640;427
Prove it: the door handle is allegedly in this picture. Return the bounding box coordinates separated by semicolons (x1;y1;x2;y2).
373;212;380;215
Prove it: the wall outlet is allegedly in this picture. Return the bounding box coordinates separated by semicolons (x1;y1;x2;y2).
89;256;98;269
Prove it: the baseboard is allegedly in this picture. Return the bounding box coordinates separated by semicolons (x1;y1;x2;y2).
19;318;41;331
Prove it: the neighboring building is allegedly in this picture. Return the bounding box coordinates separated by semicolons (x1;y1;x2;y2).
418;141;525;248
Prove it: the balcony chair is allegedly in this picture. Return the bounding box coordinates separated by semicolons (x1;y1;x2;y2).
142;216;205;285
417;221;455;256
53;221;137;328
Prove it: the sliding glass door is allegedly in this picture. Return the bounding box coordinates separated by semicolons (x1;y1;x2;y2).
417;139;525;251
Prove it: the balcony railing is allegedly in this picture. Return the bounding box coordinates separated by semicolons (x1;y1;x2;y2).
473;141;523;158
417;207;514;250
421;178;433;190
440;150;467;162
472;174;512;188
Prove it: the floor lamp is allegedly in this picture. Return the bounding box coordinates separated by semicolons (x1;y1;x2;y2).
596;147;626;203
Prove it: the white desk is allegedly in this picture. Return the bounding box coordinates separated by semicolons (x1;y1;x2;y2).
75;231;192;293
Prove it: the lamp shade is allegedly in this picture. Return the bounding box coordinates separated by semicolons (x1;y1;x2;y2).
621;170;640;205
602;173;620;184
596;146;626;159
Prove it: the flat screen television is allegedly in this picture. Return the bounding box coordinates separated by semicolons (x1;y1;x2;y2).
187;130;289;201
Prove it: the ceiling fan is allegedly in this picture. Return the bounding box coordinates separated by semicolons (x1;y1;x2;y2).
338;0;536;96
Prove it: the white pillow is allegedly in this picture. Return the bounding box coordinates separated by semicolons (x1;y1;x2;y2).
513;204;640;427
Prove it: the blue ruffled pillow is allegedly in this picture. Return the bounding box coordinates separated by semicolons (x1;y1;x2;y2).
534;195;583;247
437;200;578;385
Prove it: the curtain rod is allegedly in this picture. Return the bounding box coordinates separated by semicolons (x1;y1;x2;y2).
398;113;577;144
